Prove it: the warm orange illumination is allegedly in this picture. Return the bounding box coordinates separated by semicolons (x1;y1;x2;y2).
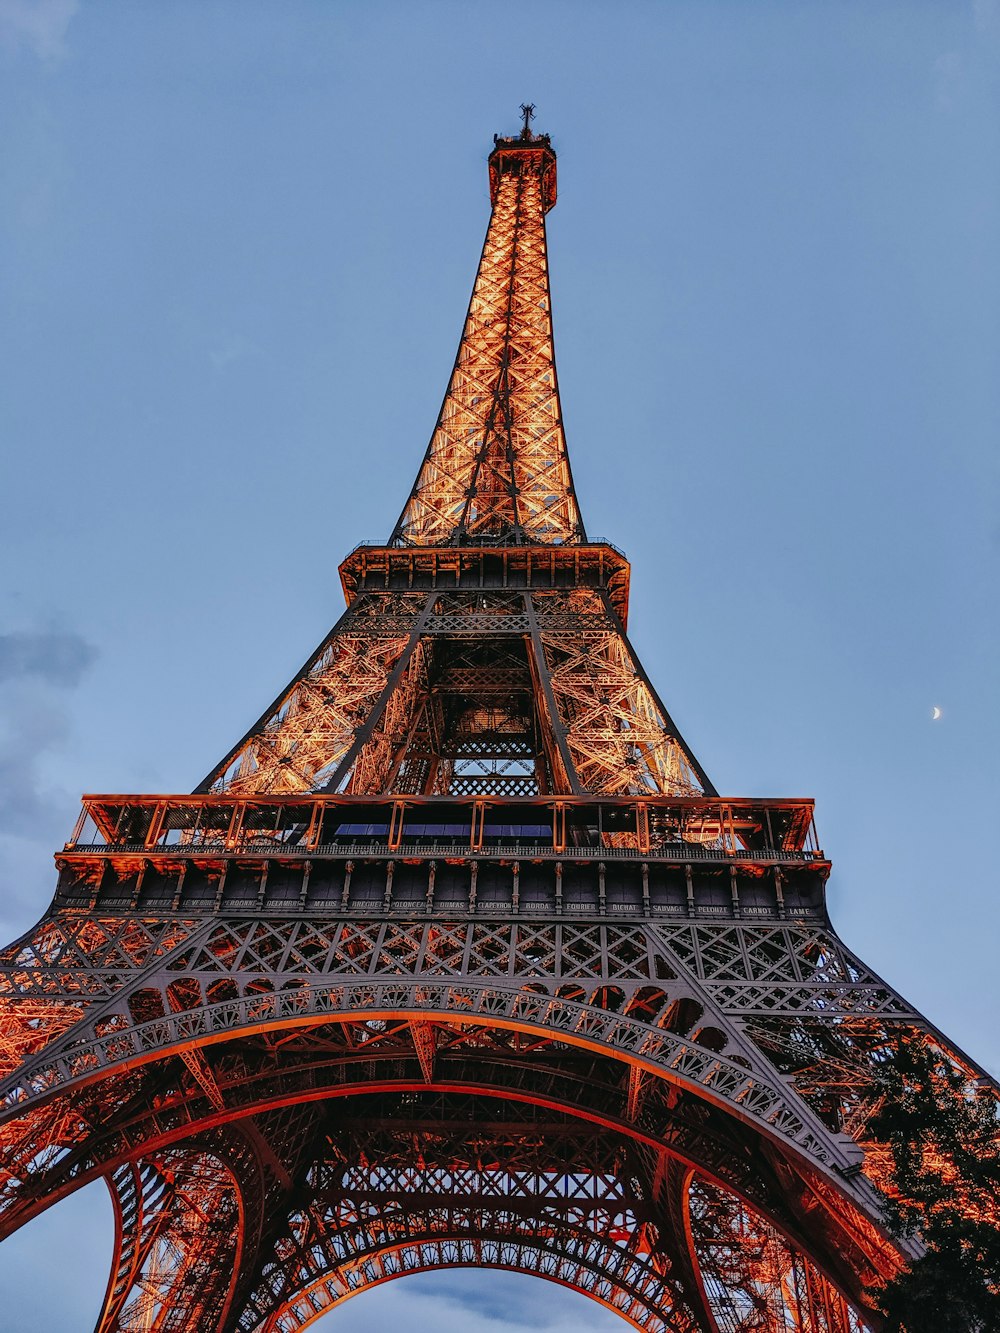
394;133;581;548
0;114;990;1333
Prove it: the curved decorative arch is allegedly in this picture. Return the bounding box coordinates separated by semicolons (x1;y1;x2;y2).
7;1039;890;1333
228;1126;703;1332
225;1125;870;1333
3;977;859;1178
248;1243;679;1333
0;1005;897;1318
1;1060;804;1252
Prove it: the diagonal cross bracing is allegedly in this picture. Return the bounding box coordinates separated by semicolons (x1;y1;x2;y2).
392;133;584;547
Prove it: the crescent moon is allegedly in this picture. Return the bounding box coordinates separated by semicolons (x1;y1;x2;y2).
932;706;942;720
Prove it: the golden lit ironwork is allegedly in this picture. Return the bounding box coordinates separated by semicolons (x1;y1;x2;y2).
0;112;990;1331
392;128;580;548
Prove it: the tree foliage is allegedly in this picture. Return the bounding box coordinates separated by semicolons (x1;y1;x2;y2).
866;1039;1000;1332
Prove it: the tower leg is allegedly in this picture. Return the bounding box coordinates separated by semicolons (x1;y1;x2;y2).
96;1146;245;1333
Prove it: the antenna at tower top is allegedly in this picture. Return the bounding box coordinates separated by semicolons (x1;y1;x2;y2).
519;102;536;138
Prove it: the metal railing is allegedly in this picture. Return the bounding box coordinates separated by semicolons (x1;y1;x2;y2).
69;838;820;864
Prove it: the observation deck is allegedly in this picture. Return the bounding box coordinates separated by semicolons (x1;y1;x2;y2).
341;542;631;624
56;792;828;921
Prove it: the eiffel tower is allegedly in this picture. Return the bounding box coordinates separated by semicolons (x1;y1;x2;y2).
0;110;982;1332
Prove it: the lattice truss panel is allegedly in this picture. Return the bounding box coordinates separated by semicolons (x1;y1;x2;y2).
232;1110;704;1333
690;1177;869;1333
95;1109;320;1332
202;589;703;799
534;590;702;796
97;1148;243;1332
386;631;543;798
392;135;583;546
206;594;428;796
0;914;926;1148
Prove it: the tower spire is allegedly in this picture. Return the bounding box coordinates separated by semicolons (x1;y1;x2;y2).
194;121;709;802
392;112;584;547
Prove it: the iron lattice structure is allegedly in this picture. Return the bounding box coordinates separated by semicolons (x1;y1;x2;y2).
0;116;987;1331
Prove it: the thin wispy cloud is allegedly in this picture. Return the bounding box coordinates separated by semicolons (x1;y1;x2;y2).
0;693;71;830
0;0;79;61
0;629;97;687
0;628;97;932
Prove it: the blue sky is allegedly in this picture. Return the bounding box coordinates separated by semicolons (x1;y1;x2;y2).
1;1;998;1327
